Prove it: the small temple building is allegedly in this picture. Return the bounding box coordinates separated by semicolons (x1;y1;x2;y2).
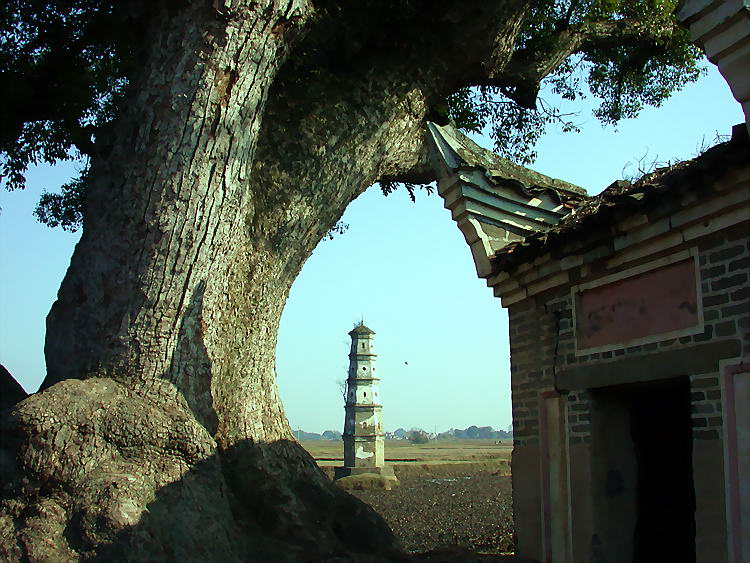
424;8;750;559
336;323;395;481
427;116;749;561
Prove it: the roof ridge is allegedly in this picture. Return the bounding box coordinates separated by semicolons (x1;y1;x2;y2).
427;122;588;199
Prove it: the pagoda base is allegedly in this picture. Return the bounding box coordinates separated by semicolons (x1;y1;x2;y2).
334;465;397;481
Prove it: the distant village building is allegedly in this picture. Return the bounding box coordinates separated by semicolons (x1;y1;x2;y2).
428;115;749;562
336;323;396;480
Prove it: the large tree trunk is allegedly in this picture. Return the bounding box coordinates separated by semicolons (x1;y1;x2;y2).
2;1;530;559
41;0;310;446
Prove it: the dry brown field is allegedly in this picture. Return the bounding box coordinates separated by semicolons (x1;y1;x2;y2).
301;439;516;555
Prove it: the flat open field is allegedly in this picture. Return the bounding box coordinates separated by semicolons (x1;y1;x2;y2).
301;440;516;555
302;438;513;465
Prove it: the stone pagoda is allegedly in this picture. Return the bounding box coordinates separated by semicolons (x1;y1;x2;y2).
335;322;395;480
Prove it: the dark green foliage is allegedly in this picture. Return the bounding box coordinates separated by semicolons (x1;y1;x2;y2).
582;2;703;124
33;166;87;231
380;180;434;202
587;39;703;125
435;426;511;440
1;0;703;230
436;86;582;166
441;0;702;163
0;0;131;230
383;1;702;196
407;429;429;444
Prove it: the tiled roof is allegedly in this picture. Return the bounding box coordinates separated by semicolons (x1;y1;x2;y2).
491;124;750;274
427;123;592;277
349;323;375;336
428;122;587;201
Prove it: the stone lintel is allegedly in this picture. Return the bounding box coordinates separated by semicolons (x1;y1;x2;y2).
557;340;741;391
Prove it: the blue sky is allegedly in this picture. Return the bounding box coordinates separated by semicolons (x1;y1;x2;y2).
0;63;743;434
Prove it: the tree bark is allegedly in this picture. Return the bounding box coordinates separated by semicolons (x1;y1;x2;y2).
42;0;312;445
1;1;535;559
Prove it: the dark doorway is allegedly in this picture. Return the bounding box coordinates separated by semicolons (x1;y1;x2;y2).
630;378;696;562
590;377;696;562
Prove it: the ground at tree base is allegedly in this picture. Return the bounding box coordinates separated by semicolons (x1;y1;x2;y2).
0;377;523;562
336;473;400;491
321;462;530;561
410;548;538;563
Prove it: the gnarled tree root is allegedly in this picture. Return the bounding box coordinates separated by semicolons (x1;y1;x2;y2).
0;379;401;561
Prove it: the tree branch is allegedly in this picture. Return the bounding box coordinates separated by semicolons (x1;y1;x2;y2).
481;18;672;109
68;124;98;157
379;137;436;187
562;0;579;26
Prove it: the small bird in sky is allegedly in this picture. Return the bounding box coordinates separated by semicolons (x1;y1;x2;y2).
404;361;409;365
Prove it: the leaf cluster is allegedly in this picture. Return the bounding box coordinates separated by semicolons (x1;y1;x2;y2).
435;86;582;166
32;163;88;230
1;0;703;230
380;180;434;202
0;0;130;215
579;1;702;124
442;0;702;163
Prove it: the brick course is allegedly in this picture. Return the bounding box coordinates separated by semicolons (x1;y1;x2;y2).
509;225;749;449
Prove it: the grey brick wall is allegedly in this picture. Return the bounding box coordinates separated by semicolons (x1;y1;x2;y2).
508;223;749;448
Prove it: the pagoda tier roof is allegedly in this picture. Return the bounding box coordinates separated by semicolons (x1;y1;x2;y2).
349;322;375;336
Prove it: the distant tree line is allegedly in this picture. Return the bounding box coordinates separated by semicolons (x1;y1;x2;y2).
292;425;513;442
437;425;512;440
293;430;342;441
388;425;512;441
